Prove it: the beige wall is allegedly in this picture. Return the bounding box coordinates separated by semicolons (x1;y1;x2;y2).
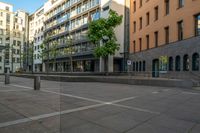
130;0;200;53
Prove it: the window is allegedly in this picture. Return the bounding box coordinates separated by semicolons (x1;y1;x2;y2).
136;62;138;71
133;1;136;12
165;26;169;44
178;20;183;40
0;20;2;25
133;41;136;53
0;38;2;44
165;0;170;15
154;6;159;21
139;61;142;71
154;31;158;47
5;6;9;11
139;38;142;51
133;21;136;32
146;12;150;26
139;0;143;8
183;54;189;71
178;0;184;8
192;53;199;71
175;55;181;71
133;62;136;71
0;29;3;35
0;56;2;62
139;17;142;29
0;12;3;17
143;61;146;71
195;14;200;36
146;35;149;49
168;57;173;71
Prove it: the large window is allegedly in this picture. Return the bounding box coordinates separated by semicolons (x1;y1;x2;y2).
178;20;183;41
192;53;199;71
139;38;142;51
178;0;184;8
133;21;136;33
165;26;169;44
146;12;150;26
183;54;189;71
133;1;136;12
195;14;200;36
133;41;136;53
146;35;149;49
175;55;181;71
154;31;158;47
154;6;159;21
165;0;170;15
139;17;142;29
168;57;173;71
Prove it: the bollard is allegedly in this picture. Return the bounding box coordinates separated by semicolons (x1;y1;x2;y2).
34;76;41;90
5;73;10;84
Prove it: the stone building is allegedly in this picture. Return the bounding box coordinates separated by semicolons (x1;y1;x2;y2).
0;2;29;73
129;0;200;79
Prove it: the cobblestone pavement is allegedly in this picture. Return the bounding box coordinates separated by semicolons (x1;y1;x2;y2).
0;76;200;133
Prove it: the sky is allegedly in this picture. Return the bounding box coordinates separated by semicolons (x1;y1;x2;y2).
1;0;47;13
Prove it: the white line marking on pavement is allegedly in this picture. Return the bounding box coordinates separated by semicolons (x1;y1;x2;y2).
0;84;161;128
0;103;105;128
182;91;200;95
42;89;104;104
0;89;31;92
112;103;160;115
9;84;32;90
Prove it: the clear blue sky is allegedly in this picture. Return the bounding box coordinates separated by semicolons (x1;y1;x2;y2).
1;0;47;13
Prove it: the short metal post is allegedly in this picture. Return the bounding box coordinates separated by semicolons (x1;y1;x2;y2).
5;69;10;85
5;73;10;84
34;76;40;90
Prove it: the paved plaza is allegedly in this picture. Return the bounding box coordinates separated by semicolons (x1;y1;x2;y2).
0;76;200;133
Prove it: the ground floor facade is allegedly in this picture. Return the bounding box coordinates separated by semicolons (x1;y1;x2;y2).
129;36;200;80
43;54;124;73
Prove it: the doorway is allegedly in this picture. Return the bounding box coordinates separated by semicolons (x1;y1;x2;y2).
152;59;159;77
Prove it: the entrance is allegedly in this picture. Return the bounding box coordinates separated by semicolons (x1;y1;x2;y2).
152;59;159;77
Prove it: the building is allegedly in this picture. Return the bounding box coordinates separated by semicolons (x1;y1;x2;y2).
42;0;129;72
29;6;45;72
0;2;29;73
130;0;200;79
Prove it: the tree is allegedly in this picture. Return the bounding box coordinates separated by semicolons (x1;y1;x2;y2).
40;37;50;72
88;10;123;71
63;36;75;72
49;41;58;72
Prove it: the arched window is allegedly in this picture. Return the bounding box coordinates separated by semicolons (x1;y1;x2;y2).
192;53;199;71
183;54;189;71
175;56;181;71
133;62;136;71
136;62;138;71
143;61;146;71
168;57;173;71
139;61;142;71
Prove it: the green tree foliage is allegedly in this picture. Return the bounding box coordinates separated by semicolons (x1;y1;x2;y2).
88;10;123;58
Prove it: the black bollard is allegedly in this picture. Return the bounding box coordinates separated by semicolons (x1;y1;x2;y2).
5;73;10;84
34;76;40;90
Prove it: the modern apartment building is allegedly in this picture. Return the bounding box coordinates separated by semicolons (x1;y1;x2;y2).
0;2;29;73
42;0;128;72
29;7;45;72
130;0;200;79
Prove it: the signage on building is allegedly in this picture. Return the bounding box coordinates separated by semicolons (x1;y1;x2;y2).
127;60;132;66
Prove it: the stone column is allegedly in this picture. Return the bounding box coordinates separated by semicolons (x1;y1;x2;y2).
99;57;105;72
108;55;114;72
